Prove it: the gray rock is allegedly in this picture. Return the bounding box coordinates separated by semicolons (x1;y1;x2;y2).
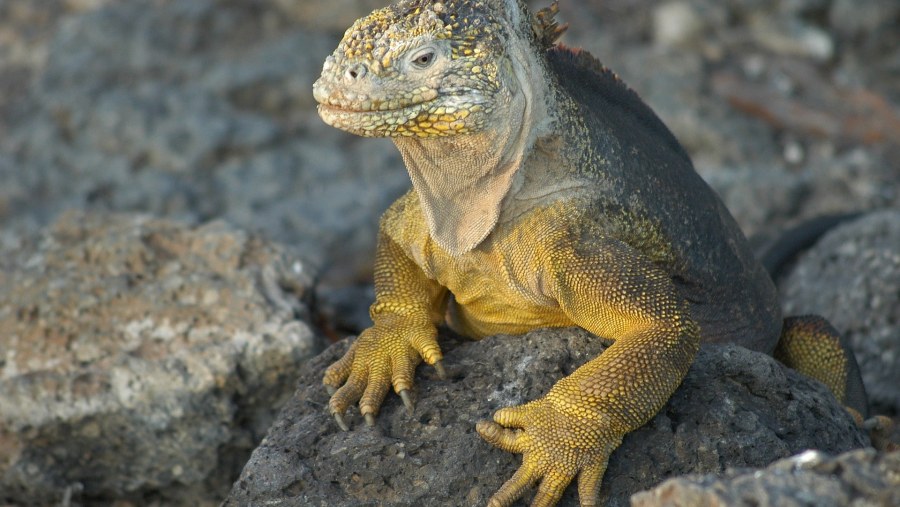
780;210;900;417
0;211;321;505
700;147;897;238
631;448;900;507
224;327;867;507
0;0;407;286
272;0;389;32
829;0;900;39
750;16;834;61
599;46;783;172
652;2;706;49
700;165;807;237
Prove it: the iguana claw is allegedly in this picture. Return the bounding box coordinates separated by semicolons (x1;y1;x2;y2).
399;389;414;414
434;360;446;379
333;412;349;431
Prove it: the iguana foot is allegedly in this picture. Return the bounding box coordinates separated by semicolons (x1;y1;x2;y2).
323;323;442;429
477;399;619;507
863;415;898;451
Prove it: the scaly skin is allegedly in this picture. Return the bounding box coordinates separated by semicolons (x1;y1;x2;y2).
313;1;869;505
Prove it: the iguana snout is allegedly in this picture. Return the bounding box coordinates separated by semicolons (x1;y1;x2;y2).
312;0;521;139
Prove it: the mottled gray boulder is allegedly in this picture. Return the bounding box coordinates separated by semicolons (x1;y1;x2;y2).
272;0;388;31
631;448;900;507
780;210;900;417
1;0;407;285
0;211;321;505
225;327;867;507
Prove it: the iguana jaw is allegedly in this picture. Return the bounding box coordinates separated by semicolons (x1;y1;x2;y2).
314;78;487;138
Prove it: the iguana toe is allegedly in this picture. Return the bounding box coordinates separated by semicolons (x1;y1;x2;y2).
576;462;605;507
323;338;358;390
328;370;367;429
485;466;538;507
532;476;570;507
359;375;391;419
476;420;526;453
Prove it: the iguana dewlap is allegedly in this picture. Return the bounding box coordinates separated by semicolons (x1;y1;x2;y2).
312;1;868;505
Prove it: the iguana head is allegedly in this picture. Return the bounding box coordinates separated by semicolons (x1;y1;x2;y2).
313;0;563;137
314;0;566;255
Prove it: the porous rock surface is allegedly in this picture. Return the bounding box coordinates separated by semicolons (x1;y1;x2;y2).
632;448;900;507
224;327;868;507
0;211;321;505
780;210;900;417
0;0;409;286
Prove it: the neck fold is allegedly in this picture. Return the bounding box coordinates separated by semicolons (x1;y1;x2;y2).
394;107;525;255
393;42;551;256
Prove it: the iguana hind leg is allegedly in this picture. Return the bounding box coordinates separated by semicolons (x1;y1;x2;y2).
774;315;868;419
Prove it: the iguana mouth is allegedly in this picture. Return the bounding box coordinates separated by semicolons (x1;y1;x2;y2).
316;99;439;136
313;82;440;112
316;98;437;115
316;90;480;137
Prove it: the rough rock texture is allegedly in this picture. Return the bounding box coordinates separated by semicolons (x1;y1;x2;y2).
0;0;409;286
0;0;897;506
559;0;900;238
779;210;900;417
631;448;900;507
0;211;321;505
272;0;388;31
2;0;898;285
224;328;868;507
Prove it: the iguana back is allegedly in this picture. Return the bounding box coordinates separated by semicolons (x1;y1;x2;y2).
540;45;782;352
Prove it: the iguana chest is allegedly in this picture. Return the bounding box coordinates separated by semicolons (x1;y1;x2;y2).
383;192;573;338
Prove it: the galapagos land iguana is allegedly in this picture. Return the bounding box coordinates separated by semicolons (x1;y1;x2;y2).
311;1;869;505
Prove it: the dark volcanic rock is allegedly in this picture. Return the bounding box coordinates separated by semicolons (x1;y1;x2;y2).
224;327;868;507
631;448;900;507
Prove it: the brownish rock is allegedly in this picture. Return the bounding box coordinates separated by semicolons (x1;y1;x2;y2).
0;211;320;505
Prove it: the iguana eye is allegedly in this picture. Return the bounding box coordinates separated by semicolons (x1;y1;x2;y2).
410;49;436;69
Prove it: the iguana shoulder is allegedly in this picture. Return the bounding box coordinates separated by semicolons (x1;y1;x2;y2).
520;43;782;350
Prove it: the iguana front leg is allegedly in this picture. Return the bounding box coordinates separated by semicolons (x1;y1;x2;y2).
324;230;447;429
478;238;700;507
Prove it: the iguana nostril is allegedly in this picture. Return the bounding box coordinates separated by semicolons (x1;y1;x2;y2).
346;63;368;80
